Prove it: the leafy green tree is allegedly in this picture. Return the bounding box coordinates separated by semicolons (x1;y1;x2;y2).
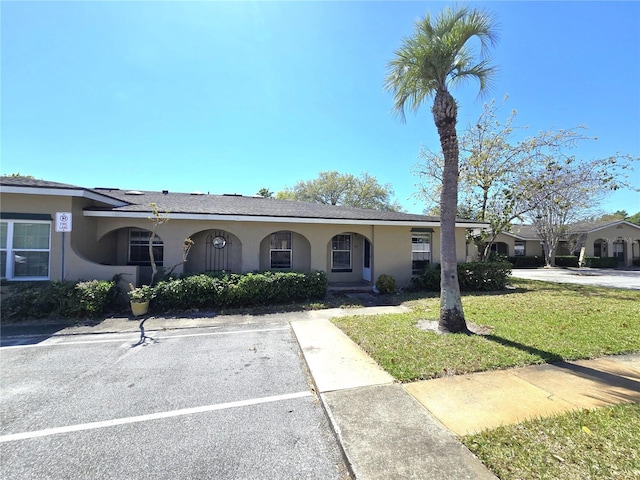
256;188;274;198
626;211;640;225
277;171;403;211
385;6;498;333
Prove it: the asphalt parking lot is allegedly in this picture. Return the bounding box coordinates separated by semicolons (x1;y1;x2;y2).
0;320;349;479
510;267;640;290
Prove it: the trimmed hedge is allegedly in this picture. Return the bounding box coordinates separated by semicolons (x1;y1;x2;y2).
152;270;328;312
554;256;579;267
1;280;116;321
582;256;620;268
410;261;512;292
507;256;546;268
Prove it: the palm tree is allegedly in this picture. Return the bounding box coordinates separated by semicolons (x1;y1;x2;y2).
385;6;498;333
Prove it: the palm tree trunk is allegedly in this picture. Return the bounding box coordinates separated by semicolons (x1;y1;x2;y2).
433;90;468;333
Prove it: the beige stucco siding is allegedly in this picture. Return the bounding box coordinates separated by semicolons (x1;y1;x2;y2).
1;193;137;283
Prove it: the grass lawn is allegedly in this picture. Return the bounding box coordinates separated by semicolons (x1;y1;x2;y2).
331;278;640;381
462;403;640;480
332;278;640;479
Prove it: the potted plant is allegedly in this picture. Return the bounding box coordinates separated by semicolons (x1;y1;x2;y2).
127;283;153;316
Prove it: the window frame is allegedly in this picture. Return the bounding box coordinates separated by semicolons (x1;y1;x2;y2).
270;231;292;270
1;219;51;281
128;229;164;266
411;232;431;274
514;241;526;257
331;234;352;272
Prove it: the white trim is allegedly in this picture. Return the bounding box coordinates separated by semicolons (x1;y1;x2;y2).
83;210;487;228
0;219;51;281
1;185;128;207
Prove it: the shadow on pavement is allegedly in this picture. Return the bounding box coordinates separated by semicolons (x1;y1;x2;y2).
0;324;70;347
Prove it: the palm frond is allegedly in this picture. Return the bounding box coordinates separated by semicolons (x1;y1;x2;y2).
384;5;499;118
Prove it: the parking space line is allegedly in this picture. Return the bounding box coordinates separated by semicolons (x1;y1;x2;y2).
0;390;312;443
1;326;290;349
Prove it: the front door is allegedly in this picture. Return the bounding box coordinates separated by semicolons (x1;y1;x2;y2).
362;238;372;282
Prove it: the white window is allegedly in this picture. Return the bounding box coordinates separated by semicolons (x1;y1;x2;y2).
331;234;352;271
412;233;431;274
514;241;525;257
270;231;292;269
129;229;164;266
1;220;51;280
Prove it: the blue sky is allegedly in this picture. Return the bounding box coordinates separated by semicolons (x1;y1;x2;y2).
2;1;639;215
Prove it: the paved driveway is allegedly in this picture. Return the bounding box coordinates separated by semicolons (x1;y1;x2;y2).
0;320;348;479
510;267;640;290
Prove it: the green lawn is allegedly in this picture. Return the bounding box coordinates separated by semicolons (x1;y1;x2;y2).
462;403;640;480
331;278;640;382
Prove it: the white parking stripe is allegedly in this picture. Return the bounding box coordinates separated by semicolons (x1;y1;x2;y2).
0;391;313;443
2;326;290;349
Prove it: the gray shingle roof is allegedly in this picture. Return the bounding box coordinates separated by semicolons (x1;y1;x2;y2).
2;176;484;224
92;188;461;222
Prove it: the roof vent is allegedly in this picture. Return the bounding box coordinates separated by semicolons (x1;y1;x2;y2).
162;190;169;195
223;193;242;197
94;187;119;191
190;191;205;195
124;190;144;196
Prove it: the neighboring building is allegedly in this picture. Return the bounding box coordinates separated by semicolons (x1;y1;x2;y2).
0;177;487;287
491;221;640;267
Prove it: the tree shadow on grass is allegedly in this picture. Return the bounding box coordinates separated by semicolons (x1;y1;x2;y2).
483;334;640;403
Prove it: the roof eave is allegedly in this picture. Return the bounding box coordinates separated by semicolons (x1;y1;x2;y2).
83;209;488;228
1;185;128;207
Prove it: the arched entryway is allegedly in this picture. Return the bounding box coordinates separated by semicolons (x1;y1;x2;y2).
259;230;311;272
186;229;242;274
594;238;607;258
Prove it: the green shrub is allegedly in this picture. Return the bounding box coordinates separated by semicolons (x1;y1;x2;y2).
507;256;546;268
410;267;441;291
151;270;327;312
457;261;512;291
410;261;512;292
375;274;397;294
1;280;115;321
582;256;620;268
554;256;579;267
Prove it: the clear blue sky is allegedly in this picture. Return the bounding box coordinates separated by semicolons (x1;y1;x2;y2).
2;1;639;215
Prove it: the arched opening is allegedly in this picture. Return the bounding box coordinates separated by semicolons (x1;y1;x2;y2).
185;229;242;274
259;230;311;272
593;238;606;258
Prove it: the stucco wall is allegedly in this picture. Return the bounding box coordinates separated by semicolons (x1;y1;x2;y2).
4;191;479;287
1;193;138;283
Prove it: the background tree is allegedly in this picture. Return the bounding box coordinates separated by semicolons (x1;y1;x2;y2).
526;155;637;266
626;211;640;225
416;99;591;261
256;188;274;198
385;6;498;333
415;99;638;263
277;170;403;211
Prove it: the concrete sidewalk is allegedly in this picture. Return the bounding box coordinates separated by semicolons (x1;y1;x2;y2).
292;318;640;479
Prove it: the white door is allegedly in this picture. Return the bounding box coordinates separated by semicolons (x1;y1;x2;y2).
362;238;372;282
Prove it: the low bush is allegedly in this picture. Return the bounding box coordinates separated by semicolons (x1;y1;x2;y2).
152;270;328;312
457;261;512;291
410;261;512;292
409;266;441;291
507;256;545;268
1;280;116;321
582;256;620;268
375;274;397;294
554;255;579;267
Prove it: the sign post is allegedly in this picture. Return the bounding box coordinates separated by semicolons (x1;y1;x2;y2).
55;212;72;281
